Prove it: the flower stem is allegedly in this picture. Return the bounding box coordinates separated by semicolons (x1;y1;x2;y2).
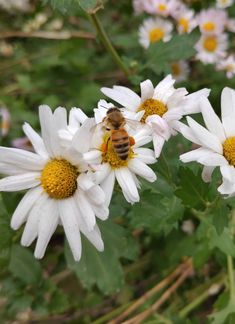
227;255;235;299
90;13;130;77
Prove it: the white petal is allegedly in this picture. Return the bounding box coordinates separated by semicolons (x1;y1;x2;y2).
180;147;214;163
128;159;156;182
174;121;203;146
34;199;59;259
202;166;215;183
140;79;154;102
182;88;211;114
187;116;223;154
86;185;106;205
83;150;102;164
0;162;26;175
77;173;95;191
198;153;228;166
146;115;171;140
39;105;54;157
100;169;115;206
69;107;88;127
0;172;40;191
115;168;139;204
95;163;112;184
200;97;226;143
152;134;165;158
72;118;95;153
75;191;96;231
90;203;109;220
58;198;82;261
221;87;235;137
50;107;67;157
76;208;104;251
101;86;141;111
21;193;48;247
134;148;156;164
23;123;49;159
11;186;43;230
0;147;46;171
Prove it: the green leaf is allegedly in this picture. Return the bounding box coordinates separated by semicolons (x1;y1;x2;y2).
79;0;103;13
43;0;80;14
209;228;235;257
209;297;235;324
9;245;42;285
0;197;13;269
65;221;138;295
212;204;230;235
129;192;184;235
43;0;102;14
175;168;210;208
146;33;198;74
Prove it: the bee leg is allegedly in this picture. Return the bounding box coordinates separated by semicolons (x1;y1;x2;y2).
129;136;135;146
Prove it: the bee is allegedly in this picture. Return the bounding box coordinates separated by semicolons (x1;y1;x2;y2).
102;107;135;161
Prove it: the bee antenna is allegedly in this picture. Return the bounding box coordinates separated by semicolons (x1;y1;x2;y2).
99;105;109;109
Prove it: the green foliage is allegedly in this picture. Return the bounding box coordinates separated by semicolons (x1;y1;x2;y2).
9;245;42;285
65;221;138;295
175;168;211;208
145;34;198;74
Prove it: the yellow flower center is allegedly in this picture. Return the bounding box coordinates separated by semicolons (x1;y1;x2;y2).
138;99;168;123
178;18;189;33
203;36;218;52
101;133;134;169
149;28;164;43
171;62;181;76
158;3;167;11
223;137;235;166
41;159;78;199
203;21;215;32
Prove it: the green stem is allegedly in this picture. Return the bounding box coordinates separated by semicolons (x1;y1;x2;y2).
90;13;130;77
227;255;235;299
179;277;225;318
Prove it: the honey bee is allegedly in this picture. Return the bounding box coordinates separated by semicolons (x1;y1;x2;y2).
102;107;135;161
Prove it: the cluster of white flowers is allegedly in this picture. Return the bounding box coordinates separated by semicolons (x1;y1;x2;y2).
0;75;211;261
134;0;235;80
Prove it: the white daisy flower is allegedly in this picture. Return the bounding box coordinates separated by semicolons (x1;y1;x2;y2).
216;55;235;79
216;0;234;9
178;87;235;196
170;61;190;83
0;105;108;261
143;0;180;17
197;8;227;35
101;75;210;158
195;33;228;64
173;7;197;34
80;101;157;205
139;17;173;49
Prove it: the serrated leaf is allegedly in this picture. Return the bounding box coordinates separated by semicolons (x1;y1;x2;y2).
146;34;198;74
9;245;42;285
65;238;124;295
212;204;230;235
129;193;184;235
65;221;138;295
209;228;235;257
175;168;210;208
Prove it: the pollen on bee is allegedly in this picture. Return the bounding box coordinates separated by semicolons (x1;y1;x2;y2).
130;136;135;146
